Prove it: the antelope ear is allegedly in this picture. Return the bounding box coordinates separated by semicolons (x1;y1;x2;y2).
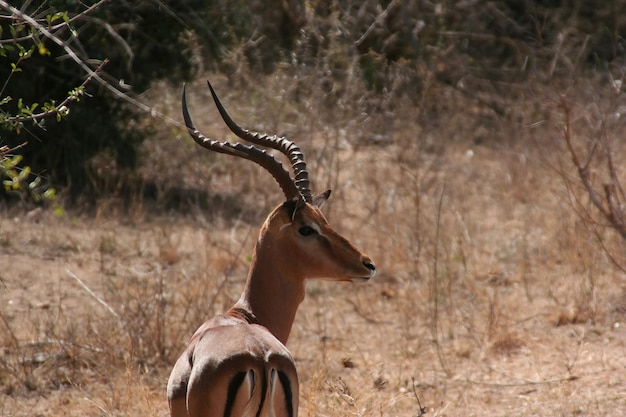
312;190;331;208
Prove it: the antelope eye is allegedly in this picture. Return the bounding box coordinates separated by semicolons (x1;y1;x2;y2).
298;225;316;236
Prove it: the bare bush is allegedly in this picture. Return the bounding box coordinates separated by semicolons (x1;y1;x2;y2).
555;78;626;271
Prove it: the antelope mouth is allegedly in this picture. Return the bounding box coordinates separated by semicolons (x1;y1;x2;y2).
350;264;376;283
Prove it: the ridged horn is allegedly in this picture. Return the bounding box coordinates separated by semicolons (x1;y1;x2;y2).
182;84;301;201
206;80;313;203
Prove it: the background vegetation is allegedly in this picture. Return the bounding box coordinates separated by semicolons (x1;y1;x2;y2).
2;1;624;204
1;1;625;416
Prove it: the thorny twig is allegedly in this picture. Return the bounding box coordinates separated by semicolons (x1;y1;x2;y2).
0;142;27;157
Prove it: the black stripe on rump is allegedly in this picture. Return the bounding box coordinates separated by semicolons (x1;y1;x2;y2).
277;370;295;417
224;371;247;417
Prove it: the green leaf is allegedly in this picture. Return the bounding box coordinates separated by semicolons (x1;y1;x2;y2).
3;177;20;190
38;42;51;56
3;179;13;191
17;166;31;181
29;176;41;189
9;155;23;167
48;12;66;24
43;188;57;200
54;205;65;217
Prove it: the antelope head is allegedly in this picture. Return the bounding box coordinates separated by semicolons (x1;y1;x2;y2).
182;82;375;287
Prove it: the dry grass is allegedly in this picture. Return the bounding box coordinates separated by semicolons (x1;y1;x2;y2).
1;73;626;417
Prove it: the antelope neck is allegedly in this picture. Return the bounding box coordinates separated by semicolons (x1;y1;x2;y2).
231;249;306;345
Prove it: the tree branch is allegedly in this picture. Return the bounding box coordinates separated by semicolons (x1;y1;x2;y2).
4;60;105;123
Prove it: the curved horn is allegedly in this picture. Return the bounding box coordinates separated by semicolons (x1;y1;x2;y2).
206;80;313;203
182;84;301;201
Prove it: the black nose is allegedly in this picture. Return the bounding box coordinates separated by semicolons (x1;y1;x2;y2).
364;261;376;272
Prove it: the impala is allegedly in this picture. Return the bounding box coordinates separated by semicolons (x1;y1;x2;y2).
168;81;376;417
